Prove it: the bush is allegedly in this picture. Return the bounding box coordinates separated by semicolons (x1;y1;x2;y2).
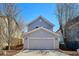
59;41;79;51
66;41;79;50
10;38;23;47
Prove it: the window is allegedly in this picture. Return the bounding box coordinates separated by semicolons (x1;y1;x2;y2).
35;26;39;28
39;19;42;22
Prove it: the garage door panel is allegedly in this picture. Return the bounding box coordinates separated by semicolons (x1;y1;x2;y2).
29;39;55;49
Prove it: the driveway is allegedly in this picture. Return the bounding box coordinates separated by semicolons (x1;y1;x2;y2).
14;50;68;56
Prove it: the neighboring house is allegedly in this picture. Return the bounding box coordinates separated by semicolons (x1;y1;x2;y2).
0;16;22;49
24;16;60;50
64;16;79;49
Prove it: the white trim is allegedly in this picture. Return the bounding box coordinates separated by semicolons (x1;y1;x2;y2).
27;38;29;49
25;27;60;37
27;37;55;39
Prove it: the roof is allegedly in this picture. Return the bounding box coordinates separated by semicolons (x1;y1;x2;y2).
28;16;54;27
24;27;60;37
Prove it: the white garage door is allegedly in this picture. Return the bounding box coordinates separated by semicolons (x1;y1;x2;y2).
28;39;55;49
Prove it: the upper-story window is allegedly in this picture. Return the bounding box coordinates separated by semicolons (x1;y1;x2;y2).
35;26;39;28
39;19;42;22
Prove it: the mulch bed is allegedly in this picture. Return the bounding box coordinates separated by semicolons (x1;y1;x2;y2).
59;44;79;56
3;50;21;56
59;49;78;56
0;44;23;56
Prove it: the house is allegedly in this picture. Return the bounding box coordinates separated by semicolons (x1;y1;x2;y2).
24;16;60;50
64;16;79;49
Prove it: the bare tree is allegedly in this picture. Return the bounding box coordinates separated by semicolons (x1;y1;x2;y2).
17;16;27;33
0;10;4;50
56;3;79;47
1;3;21;50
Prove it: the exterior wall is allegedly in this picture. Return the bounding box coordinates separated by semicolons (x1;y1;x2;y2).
54;38;59;49
28;19;53;31
27;29;57;39
24;29;59;49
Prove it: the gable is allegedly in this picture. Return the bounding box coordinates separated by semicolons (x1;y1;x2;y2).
29;18;51;28
26;27;59;38
28;16;54;27
27;16;54;31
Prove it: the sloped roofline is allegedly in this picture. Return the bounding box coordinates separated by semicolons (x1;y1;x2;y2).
28;16;54;27
24;27;60;37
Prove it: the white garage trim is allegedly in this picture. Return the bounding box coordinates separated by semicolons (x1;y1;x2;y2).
28;39;29;49
27;37;55;40
25;27;60;37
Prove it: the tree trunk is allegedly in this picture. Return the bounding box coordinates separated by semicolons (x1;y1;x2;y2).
60;25;67;48
7;17;11;50
8;40;11;50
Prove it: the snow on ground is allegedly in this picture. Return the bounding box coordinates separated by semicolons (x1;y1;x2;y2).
14;50;68;56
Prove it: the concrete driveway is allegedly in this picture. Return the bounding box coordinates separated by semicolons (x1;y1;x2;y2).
14;50;68;56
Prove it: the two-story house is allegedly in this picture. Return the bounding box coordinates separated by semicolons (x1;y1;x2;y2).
24;16;60;50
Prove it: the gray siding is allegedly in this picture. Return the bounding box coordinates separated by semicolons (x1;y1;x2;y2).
28;19;53;31
27;29;58;39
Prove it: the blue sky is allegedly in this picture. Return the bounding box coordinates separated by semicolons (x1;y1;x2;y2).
17;3;60;32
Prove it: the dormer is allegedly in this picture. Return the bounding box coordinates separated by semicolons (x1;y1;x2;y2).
27;16;54;31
